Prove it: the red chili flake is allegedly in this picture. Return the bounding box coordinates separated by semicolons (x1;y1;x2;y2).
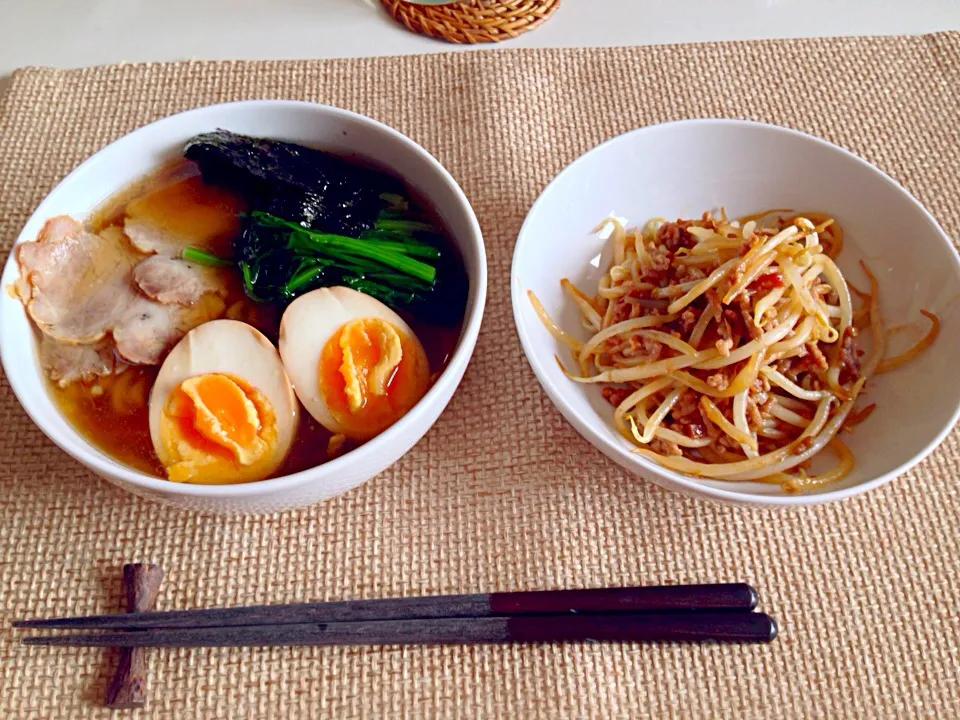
750;271;784;292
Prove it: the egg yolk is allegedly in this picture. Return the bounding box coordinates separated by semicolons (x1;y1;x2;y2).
319;317;429;440
158;372;280;484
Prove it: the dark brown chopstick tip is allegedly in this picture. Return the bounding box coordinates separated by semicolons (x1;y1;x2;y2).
14;617;83;629
22;636;57;646
764;614;779;642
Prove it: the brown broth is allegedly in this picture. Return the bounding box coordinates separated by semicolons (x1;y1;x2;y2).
54;366;164;475
48;157;464;482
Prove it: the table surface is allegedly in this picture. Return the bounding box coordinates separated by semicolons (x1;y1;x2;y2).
2;0;959;88
2;34;960;719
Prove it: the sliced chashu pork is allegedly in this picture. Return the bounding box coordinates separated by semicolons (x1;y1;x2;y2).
16;216;227;367
38;335;118;388
111;292;226;365
125;216;189;256
16;218;142;344
133;255;229;306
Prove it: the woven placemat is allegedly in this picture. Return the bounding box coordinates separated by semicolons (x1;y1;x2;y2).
382;0;559;43
2;34;960;719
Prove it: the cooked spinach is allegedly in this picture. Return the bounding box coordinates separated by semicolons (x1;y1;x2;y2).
183;130;467;324
185;209;466;324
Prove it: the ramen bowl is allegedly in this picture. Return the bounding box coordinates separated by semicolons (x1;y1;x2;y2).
512;119;960;507
0;100;486;514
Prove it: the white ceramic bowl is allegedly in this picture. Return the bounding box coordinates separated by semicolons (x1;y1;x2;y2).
513;119;960;507
0;100;486;514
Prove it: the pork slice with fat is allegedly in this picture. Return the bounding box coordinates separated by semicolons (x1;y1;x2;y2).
38;335;118;387
15;215;227;369
124;216;185;256
16;217;142;344
113;293;225;365
133;255;229;306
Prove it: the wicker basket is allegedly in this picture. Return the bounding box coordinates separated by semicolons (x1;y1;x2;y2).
381;0;559;44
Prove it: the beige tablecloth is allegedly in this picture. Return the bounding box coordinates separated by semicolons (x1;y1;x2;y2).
1;33;959;719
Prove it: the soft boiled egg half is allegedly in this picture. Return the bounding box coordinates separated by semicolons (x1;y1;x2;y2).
279;287;430;441
149;320;298;484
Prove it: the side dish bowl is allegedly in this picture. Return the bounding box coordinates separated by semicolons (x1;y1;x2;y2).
512;119;960;507
0;100;486;514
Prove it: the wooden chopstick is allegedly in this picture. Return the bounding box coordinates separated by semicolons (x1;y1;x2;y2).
14;583;758;631
21;612;778;648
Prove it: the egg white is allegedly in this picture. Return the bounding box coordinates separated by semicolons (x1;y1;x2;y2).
278;286;422;435
149;319;298;477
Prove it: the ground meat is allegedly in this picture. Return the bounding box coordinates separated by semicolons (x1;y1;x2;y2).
668;418;705;439
706;371;730;391
746;397;765;429
738;293;760;339
642;246;673;283
730;265;745;290
671;390;707;439
650;437;683;456
677;308;699;334
715;338;733;357
623;334;662;361
838;326;862;384
806;342;829;371
675;264;707;283
760;394;777;415
672;389;699;421
761;313;781;332
703;286;721;316
779;354;799;376
602;387;632;407
717;317;732;341
717;308;746;349
611;299;632;324
782;346;816;377
656;222;696;252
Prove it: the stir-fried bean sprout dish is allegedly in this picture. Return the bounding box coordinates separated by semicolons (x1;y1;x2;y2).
530;210;939;492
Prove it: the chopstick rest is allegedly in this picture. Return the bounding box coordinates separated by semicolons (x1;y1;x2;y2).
104;563;164;709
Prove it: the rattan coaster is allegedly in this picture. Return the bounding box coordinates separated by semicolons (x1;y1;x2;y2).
381;0;559;44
